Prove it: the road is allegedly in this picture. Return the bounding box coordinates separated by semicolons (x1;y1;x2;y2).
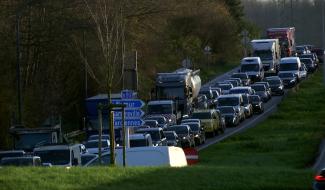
197;67;285;151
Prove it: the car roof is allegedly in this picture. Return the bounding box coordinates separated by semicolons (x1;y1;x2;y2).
130;134;150;140
281;57;299;62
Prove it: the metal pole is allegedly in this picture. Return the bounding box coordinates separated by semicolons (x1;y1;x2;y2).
122;107;126;167
83;30;88;98
98;106;103;165
290;0;293;26
109;108;115;166
16;15;22;125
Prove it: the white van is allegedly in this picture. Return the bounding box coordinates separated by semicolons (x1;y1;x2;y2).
84;146;187;167
279;57;302;81
240;57;264;81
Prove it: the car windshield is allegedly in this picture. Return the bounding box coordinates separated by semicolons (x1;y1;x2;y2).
166;127;188;135
81;155;96;165
164;132;176;140
130;139;148;147
34;150;70;165
230;89;248;94
267;79;281;85
251;85;266;92
15;133;52;151
148;104;172;114
191;112;211;119
241;64;259;72
279;73;295;78
300;59;312;65
232;73;248;79
279;63;298;71
253;50;273;60
186;123;200;131
219;85;232;90
218;107;234;114
157;86;184;99
249;96;260;103
296;46;304;51
85;141;109;148
217;97;239;107
1;158;34;166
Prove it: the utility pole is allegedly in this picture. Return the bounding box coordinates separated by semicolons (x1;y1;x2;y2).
16;12;22;125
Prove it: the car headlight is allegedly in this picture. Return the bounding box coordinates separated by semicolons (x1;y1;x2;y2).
182;137;186;140
290;79;295;83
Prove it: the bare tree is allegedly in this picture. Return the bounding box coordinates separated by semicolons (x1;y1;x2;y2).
84;0;126;165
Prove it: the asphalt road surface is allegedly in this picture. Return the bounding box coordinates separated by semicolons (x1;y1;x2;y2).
198;67;286;151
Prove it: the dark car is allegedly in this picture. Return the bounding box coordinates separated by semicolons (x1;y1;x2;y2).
163;131;179;147
144;120;159;128
311;48;324;63
144;116;168;128
185;122;206;145
299;53;318;67
165;125;195;148
264;76;284;95
217;106;240;127
249;95;264;113
254;81;272;99
250;84;270;102
313;168;325;190
278;72;297;88
300;58;316;73
135;128;167;146
296;45;307;55
231;73;251;86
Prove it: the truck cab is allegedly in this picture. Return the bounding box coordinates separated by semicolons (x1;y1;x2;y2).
145;100;180;125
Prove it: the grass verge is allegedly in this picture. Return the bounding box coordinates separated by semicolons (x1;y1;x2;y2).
1;69;325;190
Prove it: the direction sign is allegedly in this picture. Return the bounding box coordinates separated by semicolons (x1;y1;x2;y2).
121;90;134;99
111;99;144;109
113;109;144;118
114;119;144;127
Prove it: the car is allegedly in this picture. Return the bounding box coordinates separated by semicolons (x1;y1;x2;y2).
216;94;245;122
299;53;318;66
217;106;240;127
311;47;324;63
0;150;25;161
144;116;168;128
228;78;243;86
191;109;223;137
1;156;42;166
296;45;307;55
81;153;97;166
300;58;316;73
163;131;180;146
250;84;270;102
231;73;251;86
249;95;264;113
185;122;206;145
210;87;222;96
299;63;308;80
135;128;167;146
181;118;201;126
224;79;240;87
254;81;272;99
216;83;233;95
279;57;302;82
165;125;195;148
88;134;110;141
264;76;284;95
228;86;255;95
129;134;153;147
143;120;159;128
278;72;297;88
199;89;217;108
85;139;110;154
241;94;253;118
313;168;325;190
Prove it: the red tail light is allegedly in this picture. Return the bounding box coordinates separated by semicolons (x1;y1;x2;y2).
315;175;325;182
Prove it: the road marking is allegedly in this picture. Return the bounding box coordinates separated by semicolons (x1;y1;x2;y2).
197;103;278;151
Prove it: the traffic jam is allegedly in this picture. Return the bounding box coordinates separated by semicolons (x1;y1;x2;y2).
0;27;323;169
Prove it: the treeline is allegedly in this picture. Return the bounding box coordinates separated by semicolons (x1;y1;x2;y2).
0;0;251;148
242;0;324;46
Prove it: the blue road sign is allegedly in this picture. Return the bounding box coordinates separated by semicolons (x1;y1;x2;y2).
121;90;134;99
111;99;144;109
113;109;145;118
114;119;144;127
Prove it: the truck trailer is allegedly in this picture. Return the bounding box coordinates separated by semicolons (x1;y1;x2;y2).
266;27;295;57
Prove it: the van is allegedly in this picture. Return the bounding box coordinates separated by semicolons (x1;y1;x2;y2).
240;57;264;81
33;144;82;167
84;146;187;167
190;109;223;136
279;57;302;81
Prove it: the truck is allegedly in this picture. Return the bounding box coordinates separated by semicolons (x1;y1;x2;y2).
9;117;66;152
251;39;281;74
266;27;295;57
154;68;201;116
